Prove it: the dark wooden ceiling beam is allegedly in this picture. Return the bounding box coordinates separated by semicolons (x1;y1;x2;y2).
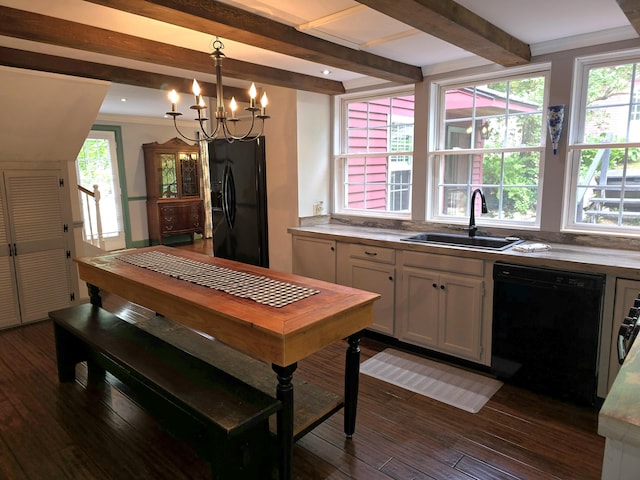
85;0;423;84
355;0;531;67
0;46;250;102
617;0;640;35
0;6;345;95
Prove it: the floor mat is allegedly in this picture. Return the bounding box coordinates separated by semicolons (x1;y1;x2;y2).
360;348;502;413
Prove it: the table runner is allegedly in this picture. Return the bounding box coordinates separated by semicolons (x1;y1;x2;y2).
118;250;319;308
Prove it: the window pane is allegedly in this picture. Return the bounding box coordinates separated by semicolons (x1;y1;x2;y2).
567;57;640;233
390;170;411;211
506;112;543;147
437;74;545;224
443;153;472;184
502;152;540;186
574;147;640;227
582;63;638;144
436;150;540;223
438;186;467;216
585;105;630;143
445;123;472;149
342;155;413;212
443;78;544;151
499;186;538;221
341;93;414;214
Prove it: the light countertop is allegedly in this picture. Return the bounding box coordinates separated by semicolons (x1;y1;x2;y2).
599;337;640;447
289;223;640;278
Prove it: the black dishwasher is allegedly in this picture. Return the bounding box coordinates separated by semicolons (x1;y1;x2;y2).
492;262;605;406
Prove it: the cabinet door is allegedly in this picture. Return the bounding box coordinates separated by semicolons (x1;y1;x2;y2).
0;256;19;328
158;153;179;198
0;177;20;328
438;273;483;361
292;236;336;283
348;260;395;335
179;153;200;197
397;266;439;347
4;171;71;325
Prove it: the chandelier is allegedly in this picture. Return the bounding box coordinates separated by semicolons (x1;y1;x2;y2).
166;38;269;143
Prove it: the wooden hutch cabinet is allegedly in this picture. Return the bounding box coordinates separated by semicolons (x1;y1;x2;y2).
143;138;204;245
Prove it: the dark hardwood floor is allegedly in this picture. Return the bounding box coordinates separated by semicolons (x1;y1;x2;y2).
0;240;605;479
0;318;604;479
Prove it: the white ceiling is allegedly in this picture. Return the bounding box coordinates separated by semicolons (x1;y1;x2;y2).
0;0;635;118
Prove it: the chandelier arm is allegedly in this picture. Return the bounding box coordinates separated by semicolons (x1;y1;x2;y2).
223;112;261;142
171;116;200;143
246;120;266;142
198;118;223;141
238;117;265;142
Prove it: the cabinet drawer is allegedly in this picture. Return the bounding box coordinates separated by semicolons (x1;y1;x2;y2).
401;250;483;276
346;244;395;264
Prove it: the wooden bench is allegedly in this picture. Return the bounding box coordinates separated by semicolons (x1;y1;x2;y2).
111;300;346;441
50;303;281;480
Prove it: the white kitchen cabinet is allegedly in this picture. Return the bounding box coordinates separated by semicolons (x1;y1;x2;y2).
336;242;395;335
291;235;336;283
397;250;485;362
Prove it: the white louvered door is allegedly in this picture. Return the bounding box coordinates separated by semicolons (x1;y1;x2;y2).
0;176;20;328
1;170;72;326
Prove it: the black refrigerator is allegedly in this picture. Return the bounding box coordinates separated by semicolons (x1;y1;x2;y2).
208;137;269;267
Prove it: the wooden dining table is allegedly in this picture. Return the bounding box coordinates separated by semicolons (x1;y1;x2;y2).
74;245;379;480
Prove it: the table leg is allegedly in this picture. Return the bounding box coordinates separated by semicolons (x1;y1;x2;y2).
272;362;297;480
344;331;362;438
87;283;102;307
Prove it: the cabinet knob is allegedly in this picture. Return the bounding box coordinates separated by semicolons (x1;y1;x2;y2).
388;276;393;281
330;246;335;251
440;285;445;290
432;283;437;288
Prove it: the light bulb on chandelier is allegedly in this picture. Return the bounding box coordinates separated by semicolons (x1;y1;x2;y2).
165;37;269;143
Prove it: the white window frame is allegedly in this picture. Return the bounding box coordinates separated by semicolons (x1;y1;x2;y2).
334;86;415;218
428;65;551;229
564;48;640;235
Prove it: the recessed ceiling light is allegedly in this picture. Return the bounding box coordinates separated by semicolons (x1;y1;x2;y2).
120;98;127;102
321;69;331;76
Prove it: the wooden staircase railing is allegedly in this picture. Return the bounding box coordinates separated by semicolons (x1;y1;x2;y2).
78;184;105;249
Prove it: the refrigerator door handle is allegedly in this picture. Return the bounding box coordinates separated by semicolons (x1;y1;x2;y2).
222;164;237;228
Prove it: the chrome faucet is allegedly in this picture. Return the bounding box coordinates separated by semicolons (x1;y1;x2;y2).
468;188;487;237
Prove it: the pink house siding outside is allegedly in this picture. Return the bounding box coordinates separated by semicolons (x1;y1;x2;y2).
346;96;414;210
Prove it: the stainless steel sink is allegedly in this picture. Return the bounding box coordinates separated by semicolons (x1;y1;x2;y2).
401;232;523;250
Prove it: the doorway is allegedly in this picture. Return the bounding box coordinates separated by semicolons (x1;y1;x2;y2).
76;128;126;251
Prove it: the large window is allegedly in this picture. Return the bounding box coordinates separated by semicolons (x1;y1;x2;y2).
431;71;548;226
336;92;414;215
567;52;640;233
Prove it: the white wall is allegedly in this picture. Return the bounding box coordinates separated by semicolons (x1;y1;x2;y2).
296;91;331;217
263;86;300;272
0;67;108;163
